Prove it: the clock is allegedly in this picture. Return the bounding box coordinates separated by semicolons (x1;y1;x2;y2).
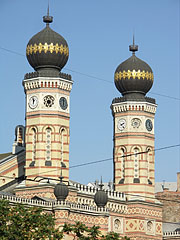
59;97;68;110
44;95;54;107
29;96;38;109
117;119;126;131
131;118;141;128
145;119;153;131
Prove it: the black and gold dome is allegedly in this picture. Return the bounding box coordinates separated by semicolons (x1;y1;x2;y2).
26;9;69;75
114;39;153;98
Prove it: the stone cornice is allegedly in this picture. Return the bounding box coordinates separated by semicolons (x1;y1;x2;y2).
0;194;109;216
111;101;157;114
23;76;73;92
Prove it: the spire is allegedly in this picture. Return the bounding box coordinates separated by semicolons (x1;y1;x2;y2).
59;167;63;183
99;176;104;190
129;34;138;55
47;1;49;16
43;1;53;26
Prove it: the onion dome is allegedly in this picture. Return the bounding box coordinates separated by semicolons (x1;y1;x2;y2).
114;37;153;99
54;176;69;201
94;179;108;208
26;7;69;76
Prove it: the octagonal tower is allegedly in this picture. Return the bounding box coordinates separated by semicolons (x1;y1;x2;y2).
111;39;157;201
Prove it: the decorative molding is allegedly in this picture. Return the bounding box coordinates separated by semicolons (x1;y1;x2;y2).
26;43;69;56
111;101;157;114
115;70;154;81
0;194;108;215
113;217;123;233
163;231;180;237
24;72;72;81
23;77;73;92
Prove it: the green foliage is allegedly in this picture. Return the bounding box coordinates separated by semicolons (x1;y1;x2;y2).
0;199;130;240
63;221;130;240
0;199;63;240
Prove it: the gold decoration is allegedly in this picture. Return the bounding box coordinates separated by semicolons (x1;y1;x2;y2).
26;42;69;56
43;43;48;53
33;44;38;54
115;69;154;81
38;43;43;53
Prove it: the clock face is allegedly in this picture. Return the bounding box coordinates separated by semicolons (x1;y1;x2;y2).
44;95;54;107
131;118;141;128
117;119;126;131
29;96;38;109
59;97;68;110
145;119;153;131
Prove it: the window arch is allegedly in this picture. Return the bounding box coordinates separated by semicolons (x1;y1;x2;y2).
133;147;140;183
117;147;126;184
60;128;66;167
32;128;36;163
147;147;152;184
45;128;52;165
120;148;125;183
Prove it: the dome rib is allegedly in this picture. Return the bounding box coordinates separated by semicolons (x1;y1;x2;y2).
26;13;69;75
114;42;154;98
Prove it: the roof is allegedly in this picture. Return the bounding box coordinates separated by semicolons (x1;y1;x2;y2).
0;152;12;160
32;196;54;202
163;223;180;232
155;182;177;193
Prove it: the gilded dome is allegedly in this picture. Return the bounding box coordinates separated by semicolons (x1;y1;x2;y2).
114;40;153;98
26;11;69;75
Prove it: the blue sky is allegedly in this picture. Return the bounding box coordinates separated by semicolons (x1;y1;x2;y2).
0;0;179;184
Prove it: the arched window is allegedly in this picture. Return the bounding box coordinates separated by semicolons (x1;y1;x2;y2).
134;147;140;183
118;148;125;184
32;128;36;163
147;147;152;184
45;128;51;165
121;149;125;179
60;128;66;167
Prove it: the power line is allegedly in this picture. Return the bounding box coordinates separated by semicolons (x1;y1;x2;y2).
69;157;113;169
0;46;179;101
2;174;180;206
0;46;25;57
10;143;180;178
150;92;180;101
64;68;112;84
1;143;179;178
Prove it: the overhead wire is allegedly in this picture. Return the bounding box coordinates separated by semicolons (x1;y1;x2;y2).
0;144;180;200
32;143;180;175
1;173;180;206
0;47;180;207
0;143;176;179
0;46;179;101
0;143;178;178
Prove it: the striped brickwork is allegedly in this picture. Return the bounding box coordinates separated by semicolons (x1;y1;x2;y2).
0;151;25;188
111;100;157;201
23;76;73;187
1;184;163;239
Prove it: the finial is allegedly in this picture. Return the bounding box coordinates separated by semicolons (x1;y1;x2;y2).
129;34;138;55
43;1;53;25
47;1;49;16
99;176;104;190
59;168;63;183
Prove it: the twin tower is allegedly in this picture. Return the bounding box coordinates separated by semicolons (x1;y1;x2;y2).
22;11;156;201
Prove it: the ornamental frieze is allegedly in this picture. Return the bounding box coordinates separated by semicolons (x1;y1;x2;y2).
26;43;69;56
115;70;154;81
